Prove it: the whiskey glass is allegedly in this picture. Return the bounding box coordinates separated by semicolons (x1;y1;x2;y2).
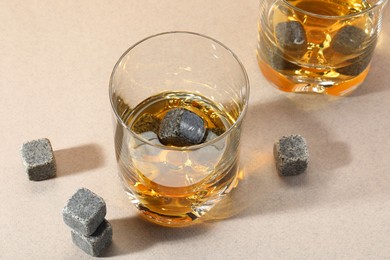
109;32;250;227
257;0;388;96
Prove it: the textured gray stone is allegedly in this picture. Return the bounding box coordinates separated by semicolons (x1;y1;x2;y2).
331;25;366;55
336;40;376;76
71;219;112;257
132;113;161;134
158;108;206;147
63;188;106;236
20;138;56;181
204;129;225;151
275;21;307;51
261;35;300;71
274;135;309;176
336;55;372;76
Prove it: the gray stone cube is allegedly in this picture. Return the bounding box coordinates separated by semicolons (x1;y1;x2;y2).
20;138;56;181
63;188;106;236
336;40;376;76
275;21;307;52
158;108;206;147
331;25;366;55
274;135;309;176
132;113;161;134
71;219;112;257
336;55;372;76
262;37;300;71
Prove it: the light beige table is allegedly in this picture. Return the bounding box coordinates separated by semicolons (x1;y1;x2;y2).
1;1;389;259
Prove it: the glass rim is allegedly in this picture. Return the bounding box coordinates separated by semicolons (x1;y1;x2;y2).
283;0;388;19
109;31;250;151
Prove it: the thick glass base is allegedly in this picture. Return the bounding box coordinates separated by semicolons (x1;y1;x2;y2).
258;58;369;96
121;166;240;227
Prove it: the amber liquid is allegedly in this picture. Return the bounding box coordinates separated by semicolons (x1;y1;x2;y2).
113;92;240;227
257;0;376;95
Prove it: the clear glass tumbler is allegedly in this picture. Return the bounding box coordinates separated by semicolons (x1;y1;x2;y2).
257;0;388;96
109;32;250;227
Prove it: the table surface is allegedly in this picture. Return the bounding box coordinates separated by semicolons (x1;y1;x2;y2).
1;1;390;259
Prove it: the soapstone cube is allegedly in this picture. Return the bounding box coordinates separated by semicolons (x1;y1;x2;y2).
63;188;106;236
158;108;206;147
20;138;56;181
274;135;309;176
71;219;112;257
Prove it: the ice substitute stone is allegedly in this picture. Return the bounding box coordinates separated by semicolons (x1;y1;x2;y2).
331;25;366;55
71;219;112;257
63;188;106;236
158;108;206;147
204;129;225;151
20;138;56;181
132;113;161;134
273;135;309;176
261;36;300;71
275;21;307;51
336;41;376;76
336;54;372;76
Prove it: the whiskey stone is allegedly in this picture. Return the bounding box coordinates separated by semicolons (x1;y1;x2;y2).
63;188;106;236
71;219;112;257
336;54;372;76
158;108;206;147
204;129;226;151
139;131;160;143
274;135;309;176
275;21;307;51
132;113;161;134
331;25;366;55
269;50;300;71
20;138;56;181
262;37;300;70
130;131;163;158
336;41;376;76
205;129;219;142
132;131;160;147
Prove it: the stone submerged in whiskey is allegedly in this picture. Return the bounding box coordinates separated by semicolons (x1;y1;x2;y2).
331;25;367;55
158;108;206;147
275;21;307;52
256;0;383;95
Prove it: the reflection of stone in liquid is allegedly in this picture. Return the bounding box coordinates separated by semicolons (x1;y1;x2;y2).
130;130;227;188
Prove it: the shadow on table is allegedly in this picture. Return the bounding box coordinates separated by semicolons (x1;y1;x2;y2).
102;216;212;256
202;95;353;221
55;143;105;177
103;95;356;255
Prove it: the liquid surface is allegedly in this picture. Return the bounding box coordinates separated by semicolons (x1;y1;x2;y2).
287;0;371;16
